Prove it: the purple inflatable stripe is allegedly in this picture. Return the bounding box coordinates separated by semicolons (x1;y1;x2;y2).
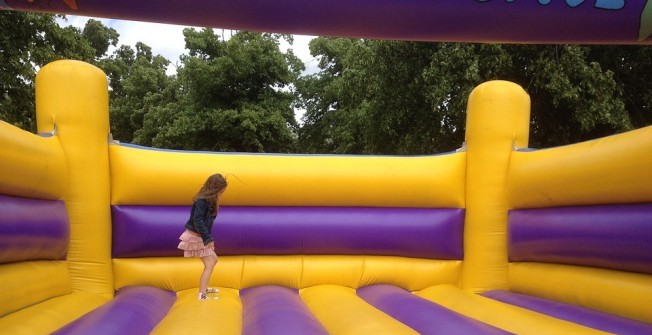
241;286;328;335
0;194;69;264
2;1;649;44
357;285;513;335
482;290;652;335
112;206;464;259
52;286;176;335
509;204;652;274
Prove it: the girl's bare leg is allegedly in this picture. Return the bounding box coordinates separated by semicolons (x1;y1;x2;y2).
199;253;218;295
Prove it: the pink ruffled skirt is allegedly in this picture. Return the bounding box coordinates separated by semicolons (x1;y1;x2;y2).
178;229;216;258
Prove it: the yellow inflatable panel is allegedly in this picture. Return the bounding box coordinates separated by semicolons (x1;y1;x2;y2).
300;256;367;288
357;257;460;290
509;262;652;324
508;125;652;209
0;291;108;335
110;144;466;208
113;256;461;291
150;288;242;335
0;122;66;199
0;261;71;317
35;60;113;297
415;285;612;335
113;257;244;292
462;80;531;292
241;255;304;289
300;284;419;335
303;256;461;290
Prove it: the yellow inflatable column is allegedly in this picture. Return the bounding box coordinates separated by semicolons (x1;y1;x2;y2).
35;60;113;297
461;81;530;292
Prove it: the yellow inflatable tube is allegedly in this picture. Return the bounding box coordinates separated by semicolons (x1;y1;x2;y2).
0;121;66;199
110;144;466;208
415;285;612;335
508;125;652;209
113;256;461;292
461;80;530;292
301;284;419;335
509;262;652;323
35;60;113;297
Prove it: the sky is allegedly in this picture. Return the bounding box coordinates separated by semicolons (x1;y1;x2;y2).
58;15;320;76
57;15;319;122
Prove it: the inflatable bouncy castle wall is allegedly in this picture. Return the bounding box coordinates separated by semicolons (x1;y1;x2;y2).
1;60;651;334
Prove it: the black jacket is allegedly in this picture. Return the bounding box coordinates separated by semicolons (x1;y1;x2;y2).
184;198;217;245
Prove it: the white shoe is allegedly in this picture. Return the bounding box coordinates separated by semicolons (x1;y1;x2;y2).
198;292;218;300
207;287;220;293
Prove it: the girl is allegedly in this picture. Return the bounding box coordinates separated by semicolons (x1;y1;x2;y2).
178;173;228;300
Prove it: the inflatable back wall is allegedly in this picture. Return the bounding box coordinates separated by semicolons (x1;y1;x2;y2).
1;60;652;335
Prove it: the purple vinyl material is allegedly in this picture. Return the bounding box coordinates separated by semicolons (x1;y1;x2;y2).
112;206;464;259
2;1;650;44
508;204;652;274
52;286;176;335
241;286;329;335
482;290;652;335
0;194;69;264
357;284;513;335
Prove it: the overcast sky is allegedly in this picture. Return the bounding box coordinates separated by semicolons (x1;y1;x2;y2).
58;15;319;76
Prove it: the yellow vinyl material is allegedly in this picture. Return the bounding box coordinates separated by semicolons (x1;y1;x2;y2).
0;121;67;199
113;256;461;291
110;144;466;208
415;285;613;335
150;288;242;335
0;261;71;317
35;60;113;297
508;126;652;209
509;262;652;324
300;284;419;335
0;292;107;335
461;80;530;292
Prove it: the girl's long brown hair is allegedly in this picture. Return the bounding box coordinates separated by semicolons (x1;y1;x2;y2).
194;174;228;215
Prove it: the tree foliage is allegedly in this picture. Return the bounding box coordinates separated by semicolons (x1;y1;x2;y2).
132;29;302;152
0;11;97;131
1;14;303;153
82;18;119;58
2;12;651;155
297;40;647;154
103;42;173;143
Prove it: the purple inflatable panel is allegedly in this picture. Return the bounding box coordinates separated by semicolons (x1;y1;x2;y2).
52;286;176;335
0;194;69;263
508;204;652;274
112;205;187;258
357;284;514;335
482;290;652;335
112;206;464;259
241;286;329;335
2;0;651;44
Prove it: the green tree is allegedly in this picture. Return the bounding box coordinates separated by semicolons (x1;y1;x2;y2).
587;45;652;130
297;40;637;154
82;18;119;58
102;42;174;143
0;11;96;131
505;45;631;148
295;38;370;154
135;29;303;152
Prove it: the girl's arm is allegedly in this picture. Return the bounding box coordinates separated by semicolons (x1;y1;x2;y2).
192;199;214;245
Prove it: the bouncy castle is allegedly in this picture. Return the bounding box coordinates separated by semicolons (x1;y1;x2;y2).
1;1;652;334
